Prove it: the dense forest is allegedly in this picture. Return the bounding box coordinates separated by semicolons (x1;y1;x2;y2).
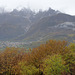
0;40;75;75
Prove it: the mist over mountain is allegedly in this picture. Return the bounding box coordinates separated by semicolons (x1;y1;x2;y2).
0;7;75;42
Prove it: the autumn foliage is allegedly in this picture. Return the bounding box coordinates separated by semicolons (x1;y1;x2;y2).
0;40;75;75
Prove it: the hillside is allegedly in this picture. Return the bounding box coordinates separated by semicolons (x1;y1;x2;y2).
16;13;75;42
0;12;31;40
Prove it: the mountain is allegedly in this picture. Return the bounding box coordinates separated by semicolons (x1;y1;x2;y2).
0;12;31;41
10;8;60;23
0;8;75;42
16;13;75;42
0;8;59;41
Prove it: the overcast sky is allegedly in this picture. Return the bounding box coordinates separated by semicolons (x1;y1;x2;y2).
0;0;75;15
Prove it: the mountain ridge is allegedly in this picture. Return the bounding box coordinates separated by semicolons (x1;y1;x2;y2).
0;8;75;42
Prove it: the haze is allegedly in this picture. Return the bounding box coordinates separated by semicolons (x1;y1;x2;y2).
0;0;75;15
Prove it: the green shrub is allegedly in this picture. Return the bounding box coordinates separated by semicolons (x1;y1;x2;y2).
19;62;39;75
42;54;69;75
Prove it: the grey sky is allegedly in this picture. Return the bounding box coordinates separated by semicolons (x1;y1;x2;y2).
0;0;75;15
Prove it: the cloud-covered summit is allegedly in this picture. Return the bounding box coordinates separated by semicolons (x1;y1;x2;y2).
0;0;75;15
